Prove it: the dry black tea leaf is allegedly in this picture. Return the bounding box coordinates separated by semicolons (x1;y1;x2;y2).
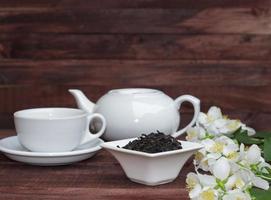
119;131;182;153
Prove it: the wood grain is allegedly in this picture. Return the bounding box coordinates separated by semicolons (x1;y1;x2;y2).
0;59;270;129
0;8;271;34
0;60;270;86
1;34;271;60
0;2;270;130
0;60;270;105
2;83;270;119
0;0;268;9
0;0;271;199
0;130;190;200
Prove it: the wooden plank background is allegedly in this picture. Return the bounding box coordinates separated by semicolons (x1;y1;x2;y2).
0;0;271;129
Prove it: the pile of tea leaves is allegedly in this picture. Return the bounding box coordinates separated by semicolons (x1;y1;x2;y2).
120;131;182;153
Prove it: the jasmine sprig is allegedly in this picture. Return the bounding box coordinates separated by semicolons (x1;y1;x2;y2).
185;106;271;200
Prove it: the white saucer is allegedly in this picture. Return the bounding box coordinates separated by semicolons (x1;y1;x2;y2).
0;136;104;166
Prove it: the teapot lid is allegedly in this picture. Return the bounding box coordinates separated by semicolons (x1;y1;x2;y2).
108;88;162;95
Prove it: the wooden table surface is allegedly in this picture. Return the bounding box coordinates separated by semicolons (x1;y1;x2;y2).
0;130;191;200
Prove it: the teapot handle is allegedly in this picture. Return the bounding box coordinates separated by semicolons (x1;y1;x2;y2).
171;95;200;138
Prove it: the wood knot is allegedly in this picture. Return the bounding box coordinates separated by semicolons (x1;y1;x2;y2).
241;35;253;43
0;43;11;58
251;7;270;17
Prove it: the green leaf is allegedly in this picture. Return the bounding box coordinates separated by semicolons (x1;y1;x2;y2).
234;129;264;145
264;137;271;162
250;188;271;200
258;173;271;182
232;127;243;135
264;167;271;175
254;131;271;139
259;143;265;150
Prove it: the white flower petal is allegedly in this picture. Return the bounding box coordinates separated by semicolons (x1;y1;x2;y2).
225;120;241;134
207;158;217;170
189;184;202;198
223;189;251;200
201;139;216;153
198;174;216;188
246;127;256;136
230;162;242;174
239;143;245;160
186;127;207;142
219;126;232;135
198;112;208;126
238;169;252;184
198;127;207;139
213;119;228;129
199;187;219;200
207;106;223;121
213;157;231;180
207;153;221;160
186;172;199;186
215;136;235;145
241;124;256;136
225;175;237;190
198;148;207;155
223;143;239;157
198;162;210;172
252;176;269;190
186;127;199;142
247;145;261;164
206;124;221;136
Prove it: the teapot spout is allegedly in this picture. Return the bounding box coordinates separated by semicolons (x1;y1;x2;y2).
69;89;96;113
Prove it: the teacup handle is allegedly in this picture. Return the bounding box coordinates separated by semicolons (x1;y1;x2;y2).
86;113;106;139
171;95;200;138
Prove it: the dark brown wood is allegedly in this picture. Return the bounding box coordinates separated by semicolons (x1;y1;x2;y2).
0;8;271;34
0;1;270;129
0;60;270;110
0;0;271;199
0;60;271;86
0;59;271;129
1;34;271;60
0;0;268;9
0;130;190;200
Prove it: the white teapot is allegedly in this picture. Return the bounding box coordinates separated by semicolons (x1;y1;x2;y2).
69;88;200;141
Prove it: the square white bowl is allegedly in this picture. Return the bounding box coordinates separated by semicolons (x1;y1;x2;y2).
101;138;203;186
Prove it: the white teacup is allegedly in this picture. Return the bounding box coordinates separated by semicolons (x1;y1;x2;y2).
14;108;106;152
